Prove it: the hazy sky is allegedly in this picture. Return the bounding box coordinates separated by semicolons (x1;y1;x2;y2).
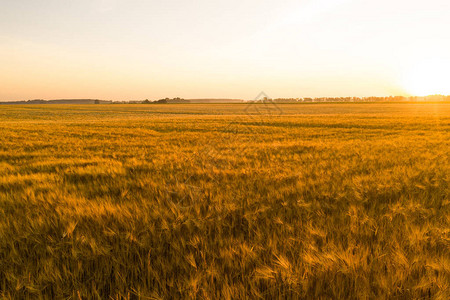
1;0;450;100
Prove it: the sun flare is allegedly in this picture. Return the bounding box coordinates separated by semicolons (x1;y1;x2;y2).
402;59;450;96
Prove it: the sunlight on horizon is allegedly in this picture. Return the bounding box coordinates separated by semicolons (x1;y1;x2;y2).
402;58;450;96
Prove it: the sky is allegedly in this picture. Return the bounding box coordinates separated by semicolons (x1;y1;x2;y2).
1;0;450;100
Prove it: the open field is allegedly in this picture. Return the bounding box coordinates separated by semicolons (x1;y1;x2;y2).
0;103;449;299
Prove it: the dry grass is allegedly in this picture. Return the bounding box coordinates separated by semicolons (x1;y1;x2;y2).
0;103;449;299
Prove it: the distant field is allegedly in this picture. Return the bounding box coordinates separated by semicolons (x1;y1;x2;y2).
0;103;449;298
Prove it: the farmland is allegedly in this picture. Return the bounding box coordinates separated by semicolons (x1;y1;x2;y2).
0;103;449;298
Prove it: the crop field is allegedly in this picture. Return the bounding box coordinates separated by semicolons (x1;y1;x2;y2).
0;103;449;299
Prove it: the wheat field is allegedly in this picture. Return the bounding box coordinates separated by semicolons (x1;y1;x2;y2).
0;103;449;299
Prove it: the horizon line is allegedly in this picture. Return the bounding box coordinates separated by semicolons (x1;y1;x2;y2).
1;94;450;103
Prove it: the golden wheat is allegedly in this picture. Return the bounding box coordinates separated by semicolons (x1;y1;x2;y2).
0;103;449;299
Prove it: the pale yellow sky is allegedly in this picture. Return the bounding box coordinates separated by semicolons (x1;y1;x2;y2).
1;0;450;100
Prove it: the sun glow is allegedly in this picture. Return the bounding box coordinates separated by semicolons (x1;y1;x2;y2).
402;58;450;96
